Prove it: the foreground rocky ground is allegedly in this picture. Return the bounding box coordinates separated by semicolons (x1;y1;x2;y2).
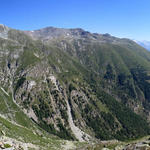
1;136;150;150
70;136;150;150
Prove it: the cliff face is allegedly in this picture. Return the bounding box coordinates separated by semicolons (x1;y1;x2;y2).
0;25;150;143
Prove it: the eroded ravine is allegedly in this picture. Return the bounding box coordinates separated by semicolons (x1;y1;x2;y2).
66;98;91;142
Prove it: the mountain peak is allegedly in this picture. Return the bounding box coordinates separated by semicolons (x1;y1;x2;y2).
24;26;95;41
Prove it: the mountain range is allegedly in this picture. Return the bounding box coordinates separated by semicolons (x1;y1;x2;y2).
0;24;150;149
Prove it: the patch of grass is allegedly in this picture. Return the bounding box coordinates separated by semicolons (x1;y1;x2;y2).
4;143;11;148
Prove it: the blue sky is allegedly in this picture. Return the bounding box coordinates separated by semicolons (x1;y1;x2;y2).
0;0;150;40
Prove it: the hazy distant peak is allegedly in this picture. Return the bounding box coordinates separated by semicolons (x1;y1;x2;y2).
134;40;150;51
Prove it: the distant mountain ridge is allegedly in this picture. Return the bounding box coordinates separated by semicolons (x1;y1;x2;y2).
134;40;150;51
24;26;133;45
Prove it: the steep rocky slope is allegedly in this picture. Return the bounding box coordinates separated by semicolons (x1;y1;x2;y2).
1;24;150;148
